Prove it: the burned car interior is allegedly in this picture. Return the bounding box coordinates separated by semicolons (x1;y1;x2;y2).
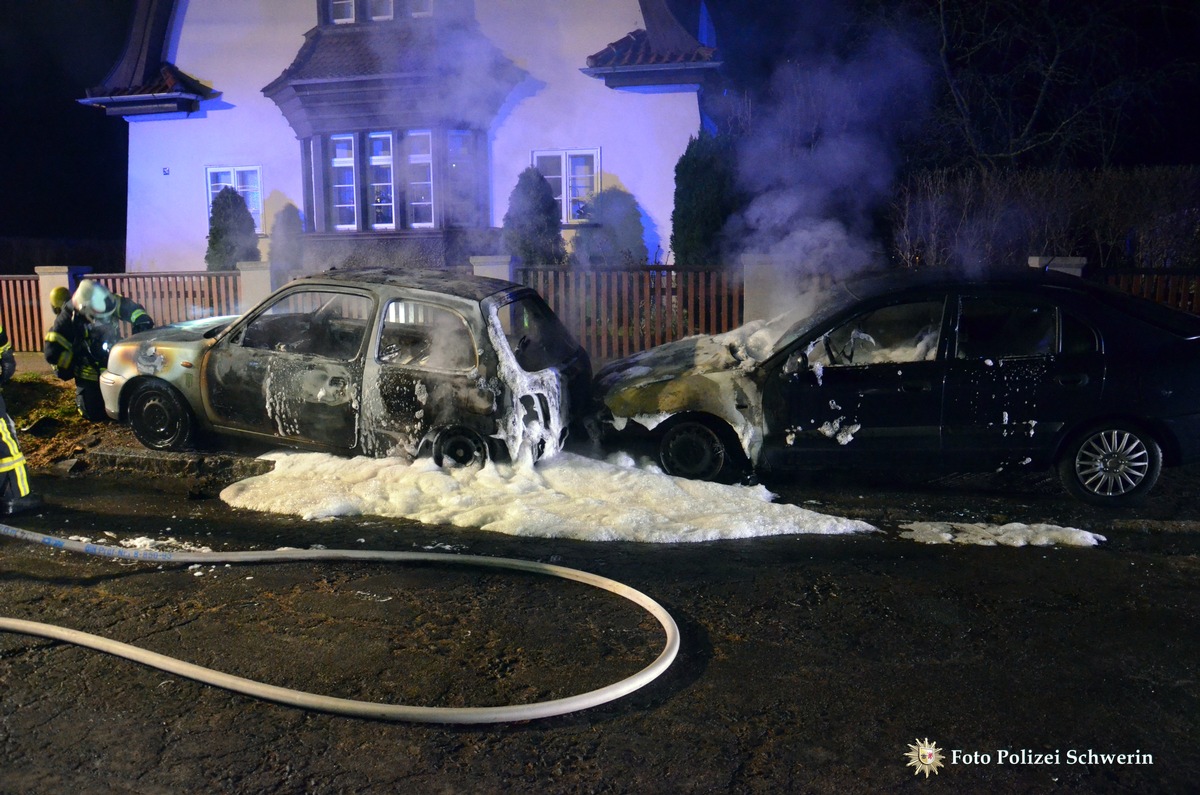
238;291;373;361
378;300;476;371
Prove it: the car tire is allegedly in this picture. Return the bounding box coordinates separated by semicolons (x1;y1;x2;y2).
658;417;748;483
128;380;197;452
433;427;488;468
1057;423;1162;506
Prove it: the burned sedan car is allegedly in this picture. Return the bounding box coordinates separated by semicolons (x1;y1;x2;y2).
99;269;591;466
595;270;1200;505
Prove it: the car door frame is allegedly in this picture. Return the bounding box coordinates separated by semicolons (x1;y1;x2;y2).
200;284;374;452
758;291;954;471
940;287;1106;471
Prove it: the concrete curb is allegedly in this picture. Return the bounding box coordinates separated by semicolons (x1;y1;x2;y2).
85;447;275;478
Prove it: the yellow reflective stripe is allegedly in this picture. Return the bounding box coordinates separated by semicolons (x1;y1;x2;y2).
0;341;10;356
0;454;26;471
0;420;29;496
78;365;101;380
45;331;73;350
47;331;76;370
130;309;148;324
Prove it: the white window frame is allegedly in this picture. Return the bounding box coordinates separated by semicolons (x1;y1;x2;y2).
406;130;434;229
369;0;394;20
532;148;600;223
206;166;263;233
331;0;355;23
330;134;358;231
368;132;395;230
409;0;433;18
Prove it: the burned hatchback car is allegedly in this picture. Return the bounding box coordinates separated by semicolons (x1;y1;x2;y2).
100;269;591;465
594;270;1200;506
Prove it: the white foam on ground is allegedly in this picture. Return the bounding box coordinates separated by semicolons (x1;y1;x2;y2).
899;521;1105;547
220;451;876;543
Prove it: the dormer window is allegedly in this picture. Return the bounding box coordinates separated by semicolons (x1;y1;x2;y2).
369;0;394;20
331;0;354;24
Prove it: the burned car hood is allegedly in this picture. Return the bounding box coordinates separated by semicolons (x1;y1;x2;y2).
128;315;238;343
596;317;791;394
108;315;238;380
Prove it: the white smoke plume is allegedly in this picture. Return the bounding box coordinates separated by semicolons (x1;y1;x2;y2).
726;17;932;318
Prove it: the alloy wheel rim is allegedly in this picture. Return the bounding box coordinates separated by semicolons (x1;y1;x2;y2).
1075;430;1150;496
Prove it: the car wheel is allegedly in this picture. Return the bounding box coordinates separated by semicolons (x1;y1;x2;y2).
433;427;488;468
128;380;196;452
658;418;747;483
1057;423;1162;506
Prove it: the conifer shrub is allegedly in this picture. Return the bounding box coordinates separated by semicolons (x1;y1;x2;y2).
205;187;261;271
670;132;741;265
268;203;304;287
571;187;648;267
502;167;567;265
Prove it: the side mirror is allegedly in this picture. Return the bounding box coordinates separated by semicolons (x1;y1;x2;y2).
782;349;807;376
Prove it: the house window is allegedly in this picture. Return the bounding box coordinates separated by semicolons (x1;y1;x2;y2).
369;132;394;230
533;149;599;222
408;0;433;17
370;0;394;20
330;134;357;230
405;130;434;228
317;128;484;233
445;130;478;227
331;0;355;23
206;166;263;232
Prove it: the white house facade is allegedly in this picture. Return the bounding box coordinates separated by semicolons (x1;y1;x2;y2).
83;0;720;276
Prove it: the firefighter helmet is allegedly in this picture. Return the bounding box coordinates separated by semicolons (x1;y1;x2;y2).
71;279;117;323
50;286;71;313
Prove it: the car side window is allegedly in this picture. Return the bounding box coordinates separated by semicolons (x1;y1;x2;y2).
377;300;476;370
808;300;944;367
237;290;372;360
955;296;1057;360
1061;310;1099;354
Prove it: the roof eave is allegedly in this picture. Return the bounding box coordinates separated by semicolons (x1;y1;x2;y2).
581;60;722;89
76;92;205;117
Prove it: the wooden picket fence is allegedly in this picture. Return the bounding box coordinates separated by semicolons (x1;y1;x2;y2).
91;271;243;328
6;263;1198;360
0;276;42;353
516;266;744;363
1100;269;1200;314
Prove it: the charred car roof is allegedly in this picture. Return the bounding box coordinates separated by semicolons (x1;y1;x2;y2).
295;268;527;303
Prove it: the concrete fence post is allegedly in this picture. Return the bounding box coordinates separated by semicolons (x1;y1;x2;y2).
237;261;273;309
1029;256;1087;277
740;254;784;324
470;255;516;282
34;266;91;339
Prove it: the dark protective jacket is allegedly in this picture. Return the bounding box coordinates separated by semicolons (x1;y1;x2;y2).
43;296;154;382
0;321;29;498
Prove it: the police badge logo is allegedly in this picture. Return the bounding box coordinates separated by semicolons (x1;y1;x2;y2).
904;738;945;777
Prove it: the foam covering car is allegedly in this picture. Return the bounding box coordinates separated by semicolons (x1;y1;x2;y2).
100;269;591;466
594;270;1200;505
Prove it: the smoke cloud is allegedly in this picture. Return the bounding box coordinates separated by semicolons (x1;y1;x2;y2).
726;14;932;318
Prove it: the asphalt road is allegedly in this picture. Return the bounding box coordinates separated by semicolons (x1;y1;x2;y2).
0;465;1197;794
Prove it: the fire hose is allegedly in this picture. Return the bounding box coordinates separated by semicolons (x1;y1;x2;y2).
0;524;680;724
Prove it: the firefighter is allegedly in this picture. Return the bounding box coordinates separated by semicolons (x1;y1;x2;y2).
44;279;154;421
49;285;71;314
0;319;38;515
